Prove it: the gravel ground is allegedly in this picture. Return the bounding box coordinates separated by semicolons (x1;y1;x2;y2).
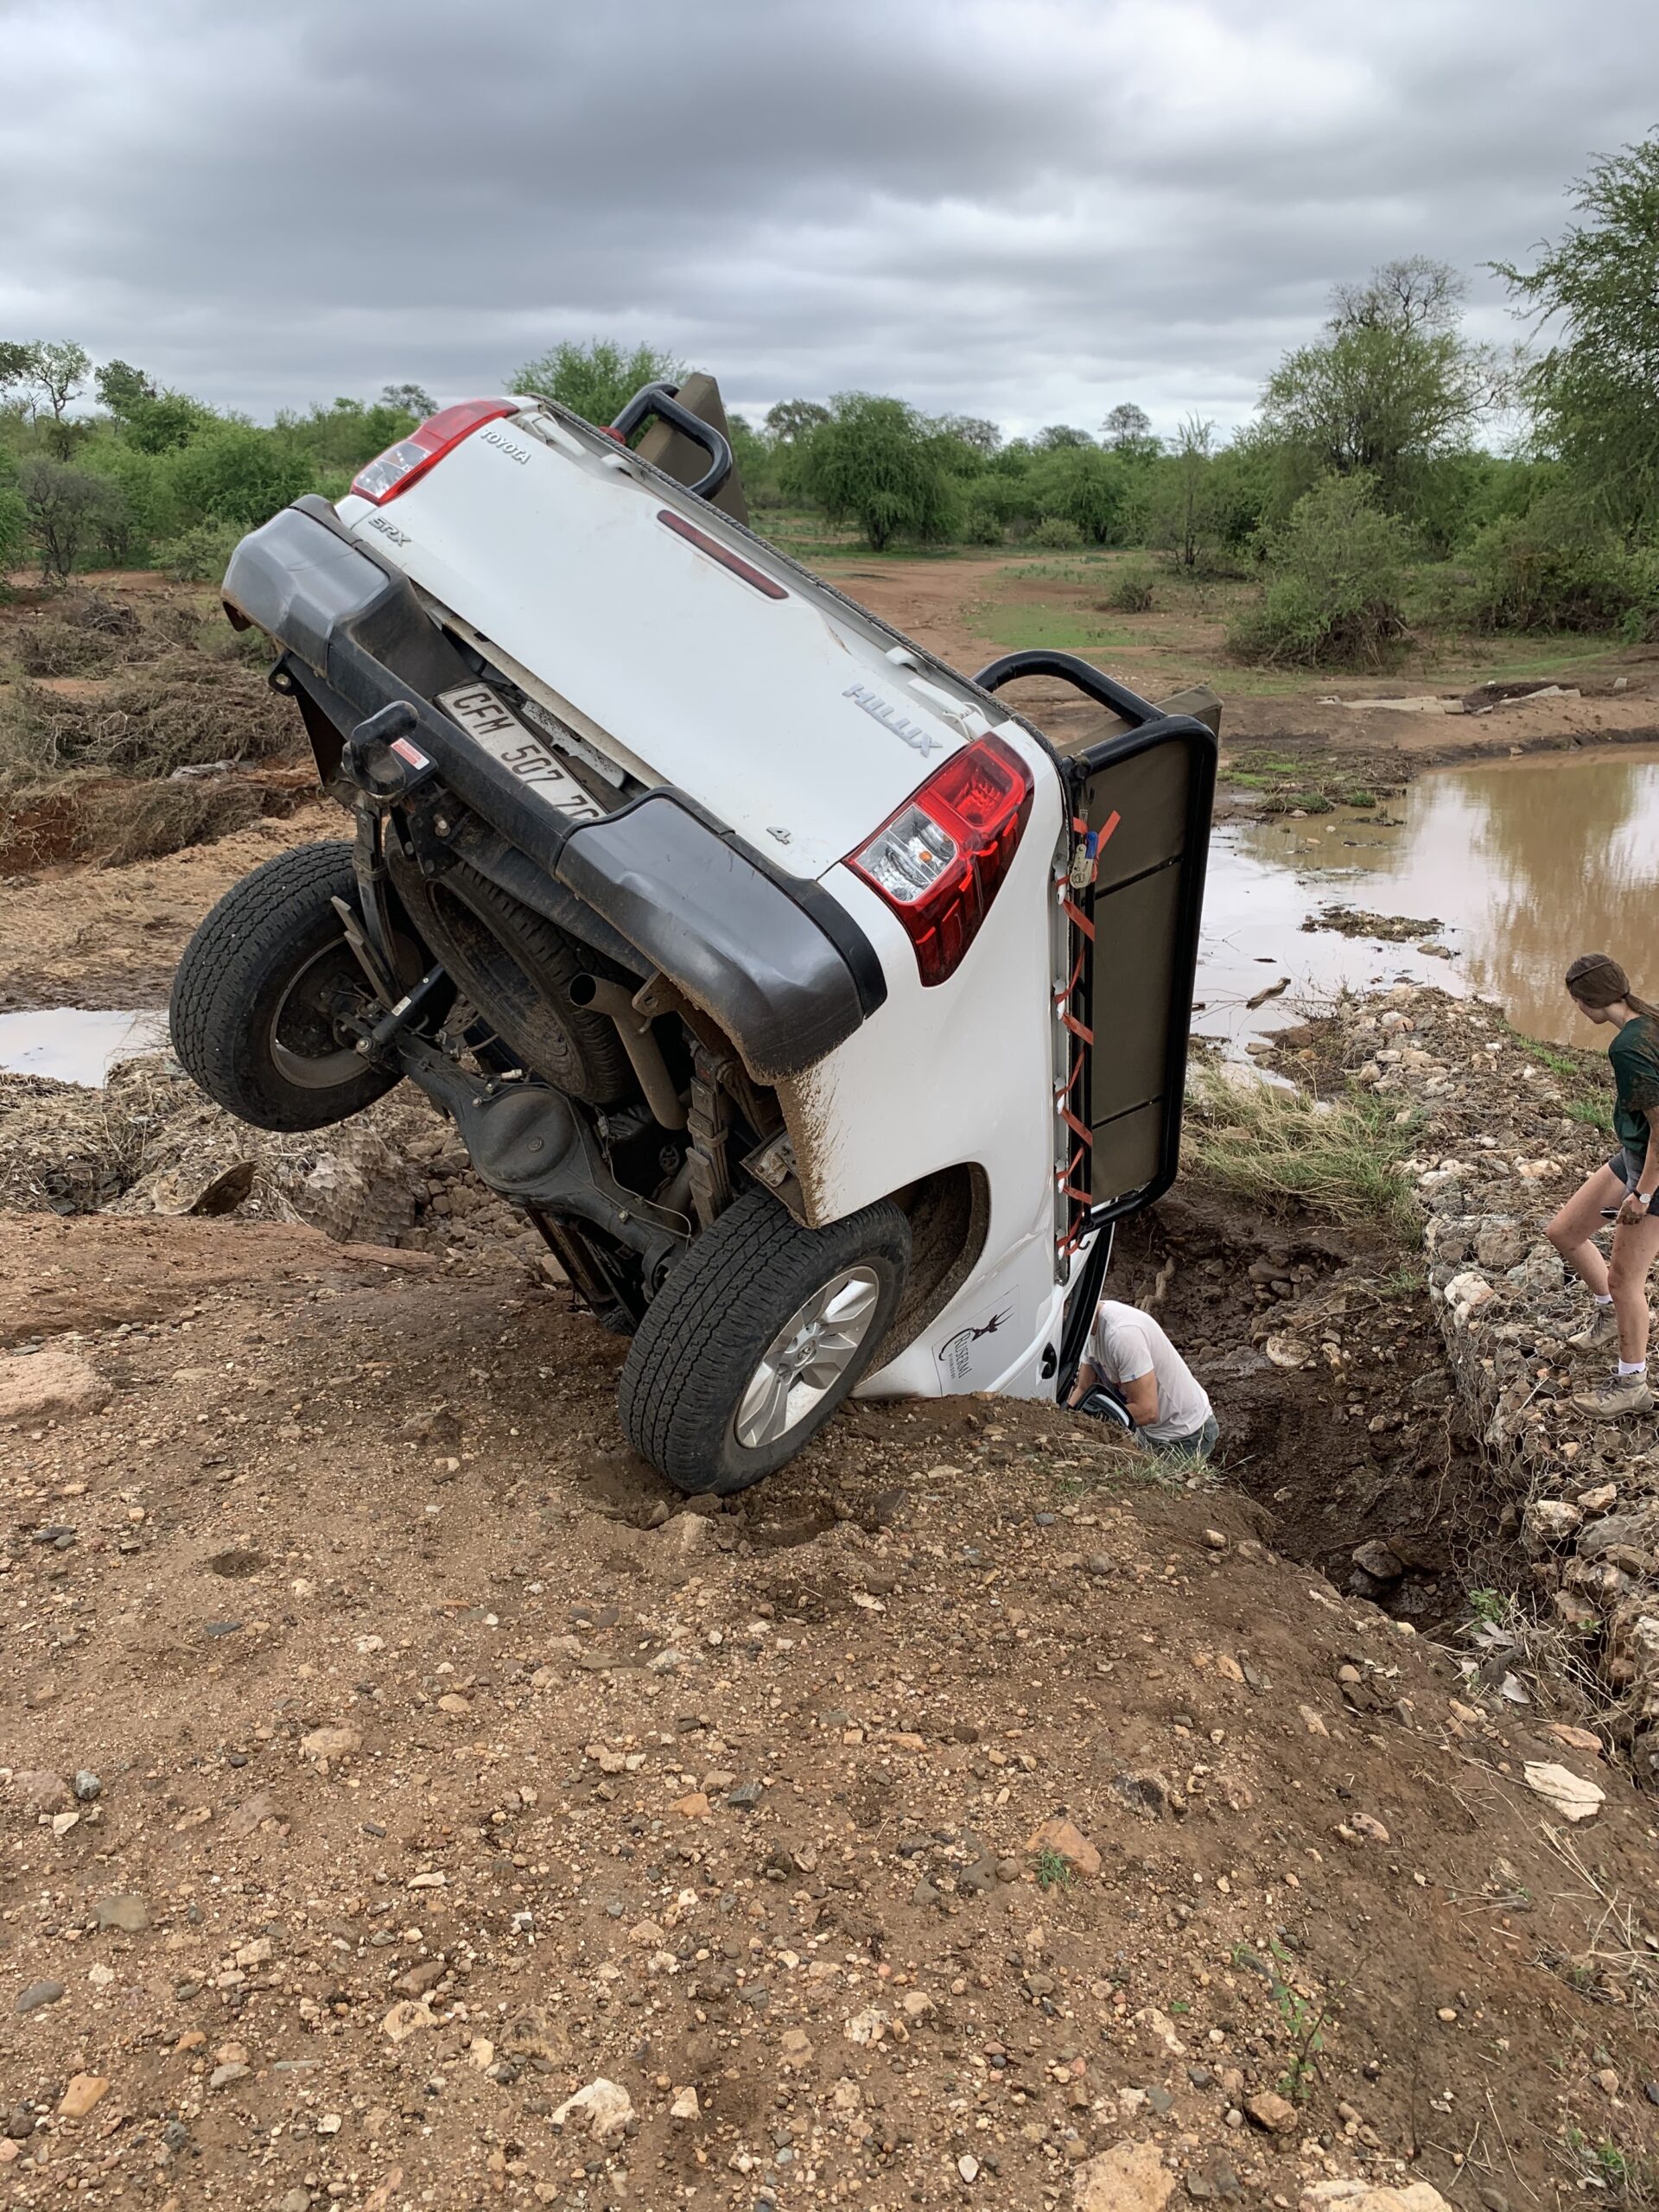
2;1215;1656;2211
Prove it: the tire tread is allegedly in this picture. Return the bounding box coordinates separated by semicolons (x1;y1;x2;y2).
618;1187;907;1492
169;841;395;1131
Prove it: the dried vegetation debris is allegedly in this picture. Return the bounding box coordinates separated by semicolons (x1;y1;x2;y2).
1267;985;1659;1776
1301;907;1444;944
0;808;331;1009
0;1050;543;1265
0;583;308;869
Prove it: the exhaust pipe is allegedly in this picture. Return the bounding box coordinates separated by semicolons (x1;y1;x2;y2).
569;974;686;1130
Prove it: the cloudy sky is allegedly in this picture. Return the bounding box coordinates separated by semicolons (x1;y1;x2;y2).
0;0;1652;442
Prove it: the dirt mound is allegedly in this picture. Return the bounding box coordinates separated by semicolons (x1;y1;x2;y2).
0;806;334;1007
0;1049;551;1274
0;1227;1654;2208
0;1211;435;1344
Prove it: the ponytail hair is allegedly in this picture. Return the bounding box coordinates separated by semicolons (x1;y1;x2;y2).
1566;952;1659;1021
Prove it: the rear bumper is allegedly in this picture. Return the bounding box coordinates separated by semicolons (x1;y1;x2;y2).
224;502;884;1082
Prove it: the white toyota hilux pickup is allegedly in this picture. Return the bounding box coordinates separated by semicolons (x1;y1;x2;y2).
173;381;1216;1493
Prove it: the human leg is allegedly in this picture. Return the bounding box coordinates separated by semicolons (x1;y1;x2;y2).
1140;1414;1219;1465
1547;1164;1626;1300
1607;1205;1659;1366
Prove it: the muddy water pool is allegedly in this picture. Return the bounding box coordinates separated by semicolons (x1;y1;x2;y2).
1197;744;1659;1054
0;1008;168;1086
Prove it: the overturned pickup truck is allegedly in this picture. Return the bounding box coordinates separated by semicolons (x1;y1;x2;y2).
172;380;1216;1493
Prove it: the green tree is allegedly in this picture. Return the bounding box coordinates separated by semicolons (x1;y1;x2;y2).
1149;416;1217;568
725;413;781;507
96;359;157;417
1494;132;1659;538
1102;401;1157;456
1032;442;1128;543
508;340;683;427
938;414;1001;457
1259;259;1494;517
0;341;35;398
95;359;207;453
792;393;961;550
1036;423;1093;449
764;398;830;445
22;341;92;458
379;381;435;418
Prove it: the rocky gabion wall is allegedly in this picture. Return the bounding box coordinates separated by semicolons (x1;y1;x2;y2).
1272;985;1659;1781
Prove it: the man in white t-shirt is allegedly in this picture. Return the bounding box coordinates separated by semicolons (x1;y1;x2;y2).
1067;1298;1219;1462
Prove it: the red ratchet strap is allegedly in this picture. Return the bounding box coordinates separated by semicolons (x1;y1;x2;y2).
1053;810;1122;1251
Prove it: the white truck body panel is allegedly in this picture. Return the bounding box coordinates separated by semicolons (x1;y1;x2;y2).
337;402;1009;883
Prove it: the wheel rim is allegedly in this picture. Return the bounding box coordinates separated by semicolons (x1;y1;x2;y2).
269;943;366;1090
734;1264;882;1450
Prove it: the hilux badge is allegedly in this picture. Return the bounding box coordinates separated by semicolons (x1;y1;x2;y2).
842;683;944;757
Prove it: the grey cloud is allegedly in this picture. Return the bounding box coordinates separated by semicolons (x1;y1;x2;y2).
0;0;1651;439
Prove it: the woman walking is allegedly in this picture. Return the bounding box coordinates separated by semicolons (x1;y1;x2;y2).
1546;954;1659;1419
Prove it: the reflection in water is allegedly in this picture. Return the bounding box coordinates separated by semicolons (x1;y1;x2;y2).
1205;747;1659;1052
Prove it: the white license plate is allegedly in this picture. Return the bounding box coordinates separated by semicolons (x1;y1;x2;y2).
437;683;606;823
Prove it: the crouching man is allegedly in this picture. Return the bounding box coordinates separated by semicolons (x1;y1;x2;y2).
1067;1297;1219;1463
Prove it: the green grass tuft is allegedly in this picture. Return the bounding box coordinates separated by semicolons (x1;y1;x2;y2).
1185;1063;1422;1242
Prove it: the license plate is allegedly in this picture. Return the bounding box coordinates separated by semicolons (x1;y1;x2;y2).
436;683;606;823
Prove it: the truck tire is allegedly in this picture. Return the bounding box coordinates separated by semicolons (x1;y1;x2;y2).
618;1187;909;1495
169;842;399;1133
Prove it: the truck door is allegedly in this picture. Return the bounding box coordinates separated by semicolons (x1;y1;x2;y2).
973;652;1217;1230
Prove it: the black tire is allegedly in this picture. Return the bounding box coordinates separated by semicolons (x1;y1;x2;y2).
389;856;632;1104
619;1188;910;1495
169;842;398;1133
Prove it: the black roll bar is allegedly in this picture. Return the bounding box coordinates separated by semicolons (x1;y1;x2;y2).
973;648;1162;733
608;381;734;502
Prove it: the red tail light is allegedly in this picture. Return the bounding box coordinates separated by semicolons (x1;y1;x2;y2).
845;735;1034;987
351;399;520;505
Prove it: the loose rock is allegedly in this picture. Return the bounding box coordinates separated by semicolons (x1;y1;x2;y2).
1073;2139;1174;2212
550;2077;634;2144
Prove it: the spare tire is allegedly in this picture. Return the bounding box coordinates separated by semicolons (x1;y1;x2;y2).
392;856;633;1103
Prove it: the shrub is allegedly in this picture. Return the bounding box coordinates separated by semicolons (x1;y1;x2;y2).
1030;516;1084;550
963;500;1004;544
155;520;245;584
1462;508;1659;635
16;459;118;582
1107;561;1155;612
162;425;313;531
1227;474;1409;669
0;480;27;588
